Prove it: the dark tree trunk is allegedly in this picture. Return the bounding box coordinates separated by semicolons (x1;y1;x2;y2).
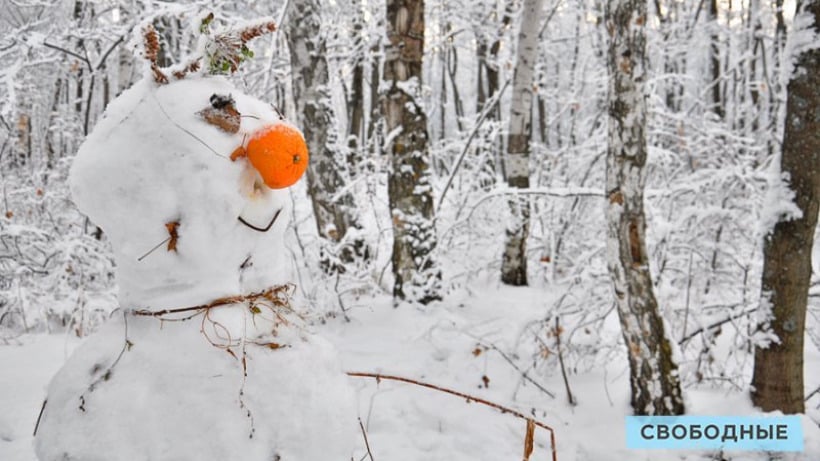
347;4;366;171
751;0;820;415
288;0;367;270
605;0;685;415
708;0;723;119
382;0;442;304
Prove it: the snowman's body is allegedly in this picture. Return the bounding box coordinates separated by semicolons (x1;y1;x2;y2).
34;77;356;461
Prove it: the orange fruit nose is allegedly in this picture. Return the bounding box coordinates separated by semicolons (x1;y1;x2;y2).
246;124;309;189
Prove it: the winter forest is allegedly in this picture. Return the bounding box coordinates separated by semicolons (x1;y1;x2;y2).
1;0;819;459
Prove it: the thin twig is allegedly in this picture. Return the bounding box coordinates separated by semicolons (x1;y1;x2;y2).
437;79;511;210
80;311;131;411
136;236;171;262
358;418;375;461
347;372;557;461
237;208;282;233
555;317;576;406
150;91;224;158
133;285;293;318
42;41;91;70
96;34;128;71
33;399;47;436
481;341;556;398
678;307;755;345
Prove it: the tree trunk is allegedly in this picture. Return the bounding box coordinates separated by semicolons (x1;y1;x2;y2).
347;2;366;171
500;0;544;286
287;0;367;270
383;0;442;304
751;0;820;415
708;0;723;118
605;0;685;415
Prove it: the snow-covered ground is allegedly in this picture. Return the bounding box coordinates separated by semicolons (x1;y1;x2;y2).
3;286;819;461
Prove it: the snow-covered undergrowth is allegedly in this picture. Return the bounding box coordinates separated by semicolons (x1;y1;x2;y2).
2;287;819;460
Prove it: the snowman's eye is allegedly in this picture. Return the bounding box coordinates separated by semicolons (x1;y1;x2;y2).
210;93;235;109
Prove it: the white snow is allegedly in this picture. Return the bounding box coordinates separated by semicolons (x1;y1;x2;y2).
4;287;820;460
29;75;358;461
69;77;294;311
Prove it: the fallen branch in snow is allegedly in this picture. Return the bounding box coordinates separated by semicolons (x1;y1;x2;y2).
347;371;558;461
480;341;557;399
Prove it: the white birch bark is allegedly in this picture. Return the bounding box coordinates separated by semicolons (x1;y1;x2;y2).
605;0;684;415
500;0;544;286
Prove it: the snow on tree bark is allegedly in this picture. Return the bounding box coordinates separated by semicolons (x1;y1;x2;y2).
382;0;442;304
605;0;684;415
751;0;820;415
500;0;544;286
287;0;366;269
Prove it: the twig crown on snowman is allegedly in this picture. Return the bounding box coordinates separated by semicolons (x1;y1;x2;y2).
139;15;308;193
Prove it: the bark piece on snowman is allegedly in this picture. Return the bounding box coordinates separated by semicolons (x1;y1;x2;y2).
199;93;241;134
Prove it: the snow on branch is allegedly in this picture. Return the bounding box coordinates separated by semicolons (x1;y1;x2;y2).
137;14;278;84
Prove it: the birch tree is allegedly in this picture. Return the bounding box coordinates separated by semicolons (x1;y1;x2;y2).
500;0;544;286
751;0;820;414
382;0;442;303
287;0;366;269
605;0;684;415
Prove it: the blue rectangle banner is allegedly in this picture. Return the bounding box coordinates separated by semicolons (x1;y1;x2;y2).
625;415;803;451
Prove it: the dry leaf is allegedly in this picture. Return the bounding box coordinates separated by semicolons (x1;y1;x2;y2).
200;107;240;133
523;419;535;461
199;94;241;134
165;221;179;252
472;347;482;357
539;346;552;359
481;375;490;388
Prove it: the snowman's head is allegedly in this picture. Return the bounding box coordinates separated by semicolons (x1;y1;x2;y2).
70;76;306;310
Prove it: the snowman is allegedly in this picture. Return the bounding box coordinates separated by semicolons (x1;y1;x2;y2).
34;20;357;461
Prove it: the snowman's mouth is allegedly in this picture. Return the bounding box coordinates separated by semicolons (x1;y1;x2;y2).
237;207;282;232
